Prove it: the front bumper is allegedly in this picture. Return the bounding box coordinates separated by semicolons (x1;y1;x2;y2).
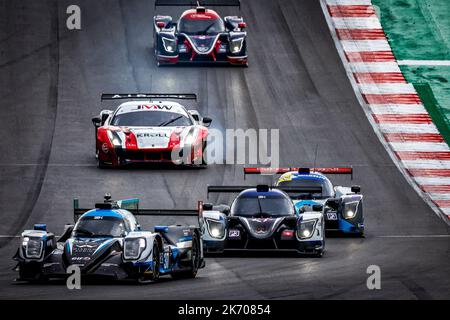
325;218;364;235
157;53;248;66
99;146;204;166
203;238;324;254
17;255;156;282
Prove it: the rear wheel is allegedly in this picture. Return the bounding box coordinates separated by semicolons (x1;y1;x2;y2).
171;234;200;279
138;241;160;284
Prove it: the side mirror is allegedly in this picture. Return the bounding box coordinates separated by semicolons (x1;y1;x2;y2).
101;111;111;124
202;203;213;211
188;110;200;121
92;116;102;127
312;204;323;212
238;22;246;29
202;117;212;127
136;224;142;231
351;185;361;194
326;198;340;210
156;21;165;28
214;204;230;215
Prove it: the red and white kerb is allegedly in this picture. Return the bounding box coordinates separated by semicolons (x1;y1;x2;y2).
323;0;450;220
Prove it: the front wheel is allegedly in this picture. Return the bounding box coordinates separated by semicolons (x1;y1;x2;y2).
138;241;160;284
96;149;108;169
201;142;208;166
18;262;46;282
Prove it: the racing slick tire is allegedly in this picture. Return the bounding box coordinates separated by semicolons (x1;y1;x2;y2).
97;159;108;169
96;150;108;169
137;240;160;284
17;262;47;283
171;233;200;279
313;229;326;258
201;142;208;167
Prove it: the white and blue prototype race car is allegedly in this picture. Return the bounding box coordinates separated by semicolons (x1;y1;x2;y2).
13;194;204;283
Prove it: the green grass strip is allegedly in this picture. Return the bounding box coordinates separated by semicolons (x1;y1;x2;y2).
414;82;450;145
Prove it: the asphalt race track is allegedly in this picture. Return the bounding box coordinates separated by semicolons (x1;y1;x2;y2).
0;0;449;299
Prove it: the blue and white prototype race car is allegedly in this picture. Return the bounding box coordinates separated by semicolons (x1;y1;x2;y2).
200;185;326;257
244;167;365;236
13;194;204;283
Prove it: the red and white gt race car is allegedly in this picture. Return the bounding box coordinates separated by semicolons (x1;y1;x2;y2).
92;93;212;168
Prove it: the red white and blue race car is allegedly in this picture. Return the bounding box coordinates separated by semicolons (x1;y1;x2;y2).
92;93;212;168
153;0;247;66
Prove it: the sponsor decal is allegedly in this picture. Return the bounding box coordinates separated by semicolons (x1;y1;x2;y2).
255;226;266;233
228;229;240;238
138;105;173;110
76;244;96;248
136;132;169;138
326;211;338;220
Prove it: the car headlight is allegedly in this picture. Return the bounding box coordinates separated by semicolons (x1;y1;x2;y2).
297;219;317;239
162;37;176;53
123;238;146;260
230;38;244;53
343;201;359;219
107;130;122;147
23;237;44;259
206;219;225;239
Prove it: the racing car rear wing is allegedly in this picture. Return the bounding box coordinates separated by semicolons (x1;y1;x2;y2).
243;167;353;180
101;93;197;101
207;185;323;198
155;0;241;7
73;197;202;223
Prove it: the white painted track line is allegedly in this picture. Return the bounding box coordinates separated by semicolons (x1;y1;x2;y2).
402;160;450;169
332;17;382;29
326;0;372;5
341;40;391;52
429;193;450;200
370;104;427;114
379;123;439;134
377;235;450;238
398;60;450;66
350;62;400;73
414;177;450;185
359;83;416;94
390;142;450;152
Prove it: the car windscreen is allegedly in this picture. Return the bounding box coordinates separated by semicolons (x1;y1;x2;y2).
277;178;334;199
230;195;295;217
73;216;128;238
178;18;225;35
111;111;192;127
